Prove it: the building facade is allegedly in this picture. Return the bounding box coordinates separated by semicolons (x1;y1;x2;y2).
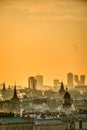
34;119;65;130
0;117;33;130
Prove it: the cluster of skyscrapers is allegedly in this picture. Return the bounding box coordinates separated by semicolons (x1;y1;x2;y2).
28;73;86;91
67;72;85;88
28;75;43;90
52;72;86;91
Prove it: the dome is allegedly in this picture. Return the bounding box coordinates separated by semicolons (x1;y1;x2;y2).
63;90;71;99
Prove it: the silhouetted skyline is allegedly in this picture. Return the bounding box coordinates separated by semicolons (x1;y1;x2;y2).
0;72;86;89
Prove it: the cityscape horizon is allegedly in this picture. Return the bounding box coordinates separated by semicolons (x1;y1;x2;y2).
0;72;87;89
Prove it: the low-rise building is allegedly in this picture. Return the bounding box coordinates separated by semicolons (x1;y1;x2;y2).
0;117;33;130
34;119;65;130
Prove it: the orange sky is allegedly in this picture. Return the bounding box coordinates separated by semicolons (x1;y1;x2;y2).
0;0;87;87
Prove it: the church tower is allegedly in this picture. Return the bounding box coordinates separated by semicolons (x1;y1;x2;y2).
63;88;72;107
12;85;19;99
2;82;6;100
59;82;65;97
2;82;6;91
11;84;20;115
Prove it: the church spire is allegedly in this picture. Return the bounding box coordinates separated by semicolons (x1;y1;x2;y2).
59;82;65;96
2;82;6;91
12;83;18;99
61;82;65;90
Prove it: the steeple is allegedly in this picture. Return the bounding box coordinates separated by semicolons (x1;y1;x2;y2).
59;82;65;96
2;82;6;91
60;82;65;91
2;82;6;100
12;83;18;99
63;88;72;107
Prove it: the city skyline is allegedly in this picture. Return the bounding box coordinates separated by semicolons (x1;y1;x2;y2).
0;0;87;87
0;73;86;88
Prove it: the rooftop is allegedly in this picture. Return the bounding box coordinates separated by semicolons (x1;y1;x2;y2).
34;119;64;125
0;117;29;124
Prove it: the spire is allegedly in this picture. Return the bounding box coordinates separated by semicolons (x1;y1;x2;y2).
59;82;65;96
12;83;18;99
61;82;65;90
2;82;6;91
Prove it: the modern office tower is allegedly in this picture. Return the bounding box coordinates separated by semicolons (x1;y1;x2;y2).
74;74;85;86
67;72;74;88
28;77;36;90
35;75;43;90
53;79;60;90
80;75;85;85
74;75;79;85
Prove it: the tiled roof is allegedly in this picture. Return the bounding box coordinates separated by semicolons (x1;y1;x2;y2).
35;119;64;125
0;117;29;124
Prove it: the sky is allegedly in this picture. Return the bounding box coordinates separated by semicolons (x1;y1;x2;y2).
0;0;87;87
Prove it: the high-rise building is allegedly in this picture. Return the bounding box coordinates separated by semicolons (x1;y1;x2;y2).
53;79;60;90
67;72;74;88
28;77;36;90
74;74;85;86
35;75;43;90
74;75;79;85
80;75;85;85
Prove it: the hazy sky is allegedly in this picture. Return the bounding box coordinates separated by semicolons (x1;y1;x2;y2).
0;0;87;87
